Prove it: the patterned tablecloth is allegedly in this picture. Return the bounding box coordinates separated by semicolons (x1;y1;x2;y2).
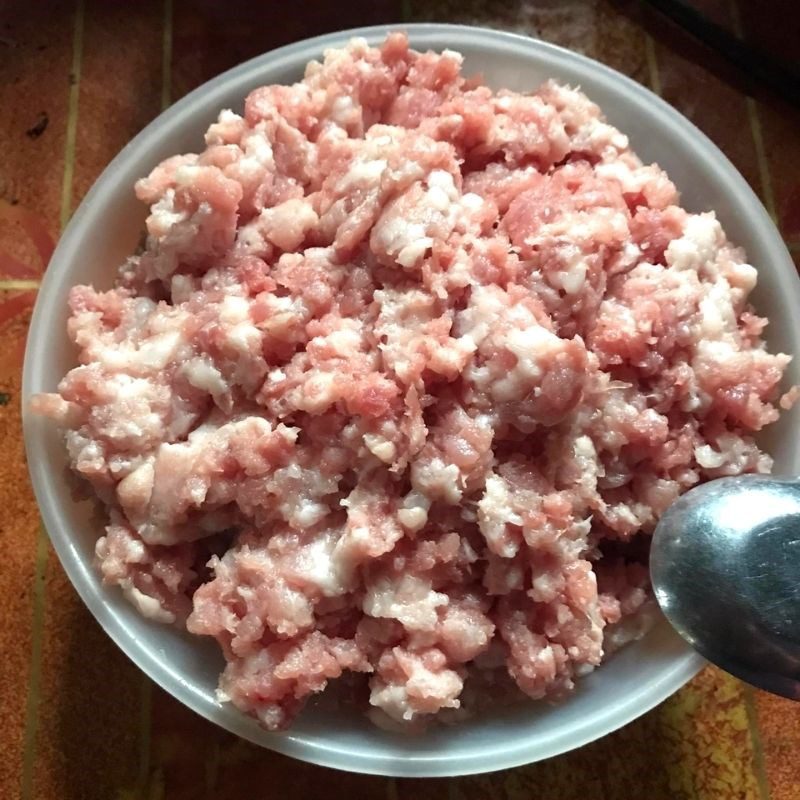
2;1;798;798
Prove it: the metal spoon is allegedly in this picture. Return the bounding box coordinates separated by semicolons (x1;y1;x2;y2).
650;474;800;699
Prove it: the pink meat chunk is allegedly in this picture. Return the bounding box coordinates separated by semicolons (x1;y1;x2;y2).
34;33;792;730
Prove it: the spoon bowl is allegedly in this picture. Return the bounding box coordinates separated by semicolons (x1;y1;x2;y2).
651;474;800;699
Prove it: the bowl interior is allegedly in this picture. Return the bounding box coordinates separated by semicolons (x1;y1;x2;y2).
22;24;800;777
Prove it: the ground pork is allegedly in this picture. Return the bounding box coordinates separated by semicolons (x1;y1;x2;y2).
33;33;792;730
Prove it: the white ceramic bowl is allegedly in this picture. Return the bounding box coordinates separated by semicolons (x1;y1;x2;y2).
23;23;800;777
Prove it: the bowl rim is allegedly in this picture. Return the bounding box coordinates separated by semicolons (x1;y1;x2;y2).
24;20;798;777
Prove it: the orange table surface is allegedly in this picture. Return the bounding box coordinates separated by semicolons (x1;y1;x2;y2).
2;2;799;798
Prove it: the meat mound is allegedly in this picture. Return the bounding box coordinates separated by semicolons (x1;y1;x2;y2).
34;33;792;730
